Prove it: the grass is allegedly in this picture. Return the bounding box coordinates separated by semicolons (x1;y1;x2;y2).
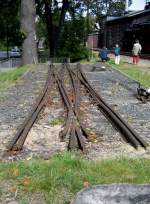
108;59;150;88
0;66;29;92
49;118;65;126
0;152;150;204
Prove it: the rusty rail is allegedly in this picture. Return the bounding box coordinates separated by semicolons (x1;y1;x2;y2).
7;65;54;151
54;68;87;151
76;63;147;149
7;62;147;154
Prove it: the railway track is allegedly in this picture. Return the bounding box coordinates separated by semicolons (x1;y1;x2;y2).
7;63;148;154
7;65;53;151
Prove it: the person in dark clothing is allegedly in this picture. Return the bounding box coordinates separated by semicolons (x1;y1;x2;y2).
99;47;109;62
114;44;120;64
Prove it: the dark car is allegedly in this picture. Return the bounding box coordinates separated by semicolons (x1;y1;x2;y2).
9;48;21;58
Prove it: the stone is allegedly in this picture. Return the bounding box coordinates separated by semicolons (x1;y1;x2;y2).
92;65;106;72
71;184;150;204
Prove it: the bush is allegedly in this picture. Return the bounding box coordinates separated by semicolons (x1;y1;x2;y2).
59;45;89;62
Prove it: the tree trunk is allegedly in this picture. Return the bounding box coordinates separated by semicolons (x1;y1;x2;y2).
44;1;54;57
44;0;69;57
21;0;38;65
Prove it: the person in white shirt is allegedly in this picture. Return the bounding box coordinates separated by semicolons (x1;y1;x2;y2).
132;40;142;64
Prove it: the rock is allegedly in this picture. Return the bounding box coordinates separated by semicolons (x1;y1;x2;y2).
71;184;150;204
92;65;106;72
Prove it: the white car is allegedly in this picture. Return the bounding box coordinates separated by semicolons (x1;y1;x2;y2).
9;48;21;58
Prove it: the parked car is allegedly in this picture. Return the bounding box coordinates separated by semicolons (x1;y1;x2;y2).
9;48;22;58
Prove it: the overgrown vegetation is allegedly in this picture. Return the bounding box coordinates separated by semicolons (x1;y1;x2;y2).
0;152;150;204
0;66;29;92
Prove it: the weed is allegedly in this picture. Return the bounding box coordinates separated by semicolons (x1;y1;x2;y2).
0;66;29;92
49;118;65;126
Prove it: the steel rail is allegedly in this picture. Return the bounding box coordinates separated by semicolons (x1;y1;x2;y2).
54;67;86;150
76;63;147;149
7;64;54;151
65;64;89;138
6;62;147;154
53;72;73;141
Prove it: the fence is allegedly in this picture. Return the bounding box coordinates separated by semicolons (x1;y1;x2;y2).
0;58;22;68
0;57;71;69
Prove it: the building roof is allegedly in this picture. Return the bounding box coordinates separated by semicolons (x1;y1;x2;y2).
106;9;150;22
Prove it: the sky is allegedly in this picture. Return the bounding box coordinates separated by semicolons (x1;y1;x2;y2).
129;0;145;10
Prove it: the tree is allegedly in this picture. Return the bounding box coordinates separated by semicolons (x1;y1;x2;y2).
0;0;22;53
36;0;125;58
58;17;88;61
35;0;70;56
21;0;38;64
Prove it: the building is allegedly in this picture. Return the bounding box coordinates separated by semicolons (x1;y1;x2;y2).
105;8;150;54
87;1;150;55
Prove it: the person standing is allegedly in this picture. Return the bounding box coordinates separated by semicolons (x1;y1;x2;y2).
132;40;142;64
114;44;120;65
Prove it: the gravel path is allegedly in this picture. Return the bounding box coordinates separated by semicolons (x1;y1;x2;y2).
84;64;150;142
0;64;48;158
81;63;150;160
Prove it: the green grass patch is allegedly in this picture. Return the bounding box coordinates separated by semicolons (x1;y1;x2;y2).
0;66;29;92
108;60;150;88
49;118;65;126
0;152;150;204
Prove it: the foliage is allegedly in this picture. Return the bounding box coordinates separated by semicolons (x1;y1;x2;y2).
0;152;150;204
0;0;23;49
82;0;125;32
58;17;89;62
34;0;126;58
0;0;126;59
0;42;8;51
60;45;89;62
35;0;71;56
